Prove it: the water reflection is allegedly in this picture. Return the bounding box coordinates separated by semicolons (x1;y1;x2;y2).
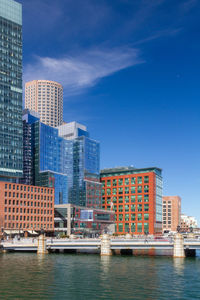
173;257;185;275
0;254;199;300
100;256;111;273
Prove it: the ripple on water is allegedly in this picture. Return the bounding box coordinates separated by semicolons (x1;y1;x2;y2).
0;253;200;300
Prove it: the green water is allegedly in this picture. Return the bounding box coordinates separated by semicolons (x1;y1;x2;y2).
0;253;200;299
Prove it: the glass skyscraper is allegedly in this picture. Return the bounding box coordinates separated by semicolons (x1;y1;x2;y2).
22;110;68;205
22;110;101;207
0;0;23;180
61;131;101;208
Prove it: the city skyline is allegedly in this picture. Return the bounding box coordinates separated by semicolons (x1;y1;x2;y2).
18;0;200;223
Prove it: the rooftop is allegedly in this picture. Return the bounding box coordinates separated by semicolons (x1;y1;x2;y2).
100;166;162;176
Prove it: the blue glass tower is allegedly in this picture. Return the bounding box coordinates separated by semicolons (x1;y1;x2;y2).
0;0;23;180
59;125;101;208
22;110;68;204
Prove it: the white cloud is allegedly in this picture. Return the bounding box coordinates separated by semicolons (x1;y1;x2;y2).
23;47;143;96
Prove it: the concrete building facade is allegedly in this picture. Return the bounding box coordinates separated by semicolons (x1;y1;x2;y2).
25;80;63;127
162;196;181;232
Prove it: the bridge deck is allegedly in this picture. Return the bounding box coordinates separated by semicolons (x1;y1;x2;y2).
1;238;200;252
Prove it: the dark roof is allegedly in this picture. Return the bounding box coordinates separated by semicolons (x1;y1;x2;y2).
100;166;162;175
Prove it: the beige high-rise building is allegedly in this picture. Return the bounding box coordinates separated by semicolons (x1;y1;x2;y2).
25;80;63;127
162;196;181;232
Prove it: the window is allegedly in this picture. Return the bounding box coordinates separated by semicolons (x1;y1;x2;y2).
118;223;123;232
131;223;136;232
118;179;123;186
138;213;142;221
144;223;149;233
144;176;149;183
131;186;135;194
137;177;142;184
112;179;117;186
138;195;142;202
118;197;123;203
118;188;123;195
125;178;129;185
125;223;129;232
144;185;149;193
131;195;136;202
107;180;111;187
118;205;123;212
125;196;129;203
125;205;129;212
131;214;135;221
137;204;142;212
137;186;142;193
144;195;149;202
131;204;135;212
125;214;129;221
131;177;135;185
125;187;129;194
137;223;142;233
118;214;123;221
107;188;111;195
144;213;149;221
144;204;149;212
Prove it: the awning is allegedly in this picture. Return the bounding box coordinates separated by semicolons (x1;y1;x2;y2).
27;230;38;235
3;230;23;234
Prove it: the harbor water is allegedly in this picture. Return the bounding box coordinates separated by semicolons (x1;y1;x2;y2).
0;253;200;299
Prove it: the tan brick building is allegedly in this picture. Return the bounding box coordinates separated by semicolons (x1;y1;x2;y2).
162;196;181;232
0;182;54;234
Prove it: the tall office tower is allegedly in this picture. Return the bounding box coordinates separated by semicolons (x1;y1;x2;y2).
25;80;63;127
0;0;23;180
162;196;181;232
100;167;163;235
22;110;68;205
58;122;101;208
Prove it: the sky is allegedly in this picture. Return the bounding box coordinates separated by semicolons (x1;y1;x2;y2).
18;0;200;223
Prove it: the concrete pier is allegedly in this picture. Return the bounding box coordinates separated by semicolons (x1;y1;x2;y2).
37;234;48;254
100;234;112;256
173;233;185;258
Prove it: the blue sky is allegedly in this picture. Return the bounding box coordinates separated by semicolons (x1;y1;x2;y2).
18;0;200;223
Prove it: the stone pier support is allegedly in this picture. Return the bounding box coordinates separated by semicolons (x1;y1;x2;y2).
173;233;185;258
37;234;48;254
100;234;112;256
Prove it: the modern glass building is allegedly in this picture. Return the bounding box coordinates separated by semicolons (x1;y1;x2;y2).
63;135;101;208
0;0;23;180
22;110;68;205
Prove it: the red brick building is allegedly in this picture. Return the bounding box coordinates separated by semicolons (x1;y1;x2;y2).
100;167;163;235
0;182;54;234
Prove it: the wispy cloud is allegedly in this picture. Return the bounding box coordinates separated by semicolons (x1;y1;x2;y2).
134;28;182;46
23;47;143;96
